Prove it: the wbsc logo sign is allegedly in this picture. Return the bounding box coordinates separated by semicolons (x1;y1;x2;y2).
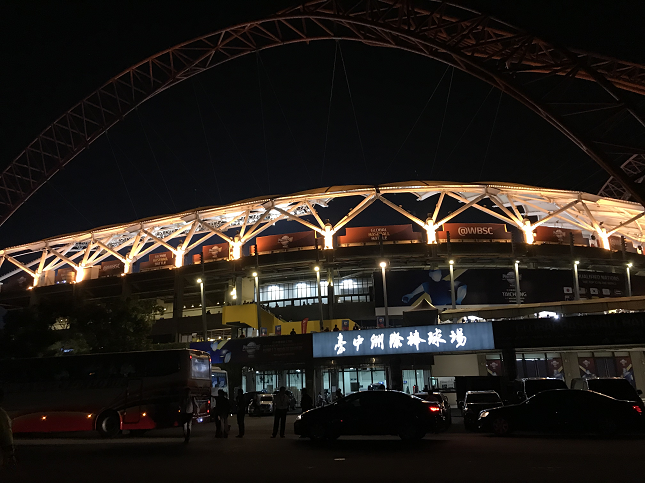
457;226;493;236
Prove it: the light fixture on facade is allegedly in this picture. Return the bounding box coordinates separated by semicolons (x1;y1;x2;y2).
449;260;454;265
314;266;320;272
197;278;202;284
627;262;633;268
574;260;580;265
379;261;387;268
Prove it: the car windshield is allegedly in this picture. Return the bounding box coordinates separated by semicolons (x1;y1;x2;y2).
524;379;567;397
467;393;500;403
587;380;640;401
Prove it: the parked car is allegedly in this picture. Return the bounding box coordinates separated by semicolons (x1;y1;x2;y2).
414;391;451;430
460;390;503;430
478;389;643;436
294;390;443;440
368;383;386;391
249;394;274;416
571;377;644;411
272;389;297;410
514;377;568;402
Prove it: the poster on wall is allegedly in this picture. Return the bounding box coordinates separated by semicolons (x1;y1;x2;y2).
486;359;504;376
202;242;229;262
578;357;597;377
615;355;635;384
374;268;639;308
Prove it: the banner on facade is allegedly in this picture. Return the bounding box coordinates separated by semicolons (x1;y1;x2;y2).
534;226;586;246
338;224;421;245
436;223;511;241
260;327;268;337
342;319;350;331
312;322;494;358
139;251;175;272
256;231;316;253
301;318;309;334
99;260;124;278
275;325;281;336
377;316;385;328
202;242;230;262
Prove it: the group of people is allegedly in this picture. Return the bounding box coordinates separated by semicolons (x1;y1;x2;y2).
183;386;317;441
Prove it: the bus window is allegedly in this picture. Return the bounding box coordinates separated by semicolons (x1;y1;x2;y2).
191;354;210;380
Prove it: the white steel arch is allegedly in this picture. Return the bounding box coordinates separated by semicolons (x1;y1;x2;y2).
1;181;644;286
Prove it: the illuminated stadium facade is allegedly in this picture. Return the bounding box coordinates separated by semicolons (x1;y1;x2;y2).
4;1;645;400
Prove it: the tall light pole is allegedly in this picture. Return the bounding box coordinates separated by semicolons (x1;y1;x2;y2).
449;260;456;309
626;263;633;297
196;278;207;342
253;271;261;337
380;261;389;327
573;260;580;301
315;266;324;331
514;260;521;306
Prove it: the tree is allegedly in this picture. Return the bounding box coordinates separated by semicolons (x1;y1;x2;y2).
67;298;162;353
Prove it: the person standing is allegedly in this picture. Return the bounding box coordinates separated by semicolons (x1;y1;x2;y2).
235;388;245;438
335;388;343;401
300;388;313;413
271;386;290;438
0;389;16;468
216;389;231;438
181;388;196;443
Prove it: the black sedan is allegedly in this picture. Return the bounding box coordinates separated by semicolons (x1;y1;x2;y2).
294;390;442;440
478;389;644;436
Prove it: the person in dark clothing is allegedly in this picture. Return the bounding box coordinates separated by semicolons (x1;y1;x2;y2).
332;325;339;331
335;388;343;401
300;388;313;413
352;324;359;330
215;390;231;438
235;388;245;438
271;386;290;438
289;328;297;335
181;388;197;443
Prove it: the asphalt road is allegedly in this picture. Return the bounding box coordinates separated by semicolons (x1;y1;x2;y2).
3;415;644;483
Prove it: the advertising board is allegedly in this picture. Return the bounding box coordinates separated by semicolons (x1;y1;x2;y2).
338;224;421;244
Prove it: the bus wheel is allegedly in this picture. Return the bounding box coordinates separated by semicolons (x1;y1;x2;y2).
97;411;121;438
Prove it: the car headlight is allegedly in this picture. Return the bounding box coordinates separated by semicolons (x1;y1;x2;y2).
296;415;302;421
479;411;489;419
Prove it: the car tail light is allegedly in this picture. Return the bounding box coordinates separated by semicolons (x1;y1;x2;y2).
633;405;642;414
429;406;440;412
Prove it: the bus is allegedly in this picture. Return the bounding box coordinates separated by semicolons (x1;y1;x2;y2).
0;349;211;437
211;366;229;398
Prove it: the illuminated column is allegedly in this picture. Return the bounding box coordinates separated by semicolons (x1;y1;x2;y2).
597;228;611;250
315;266;324;331
514;260;521;306
449;260;456;309
380;261;389;327
425;218;437;244
323;223;334;250
522;220;535;244
626;263;633;297
75;266;85;283
174;248;185;268
124;256;133;274
230;235;242;261
573;260;580;301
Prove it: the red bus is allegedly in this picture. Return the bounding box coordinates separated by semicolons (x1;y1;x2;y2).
0;349;211;437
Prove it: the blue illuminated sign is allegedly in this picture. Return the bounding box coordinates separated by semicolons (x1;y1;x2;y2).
312;323;494;358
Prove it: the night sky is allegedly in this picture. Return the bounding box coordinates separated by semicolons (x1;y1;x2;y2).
2;0;645;248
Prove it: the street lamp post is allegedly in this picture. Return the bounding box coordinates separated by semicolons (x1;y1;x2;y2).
253;272;261;337
449;260;456;309
573;261;580;301
315;266;324;331
380;261;389;327
626;263;633;297
196;278;207;342
514;260;521;306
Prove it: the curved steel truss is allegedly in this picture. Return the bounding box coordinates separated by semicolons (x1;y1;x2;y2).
1;181;644;285
3;0;645;227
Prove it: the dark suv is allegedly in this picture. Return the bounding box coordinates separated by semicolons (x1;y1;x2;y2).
515;377;568;402
461;390;503;430
571;377;644;412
